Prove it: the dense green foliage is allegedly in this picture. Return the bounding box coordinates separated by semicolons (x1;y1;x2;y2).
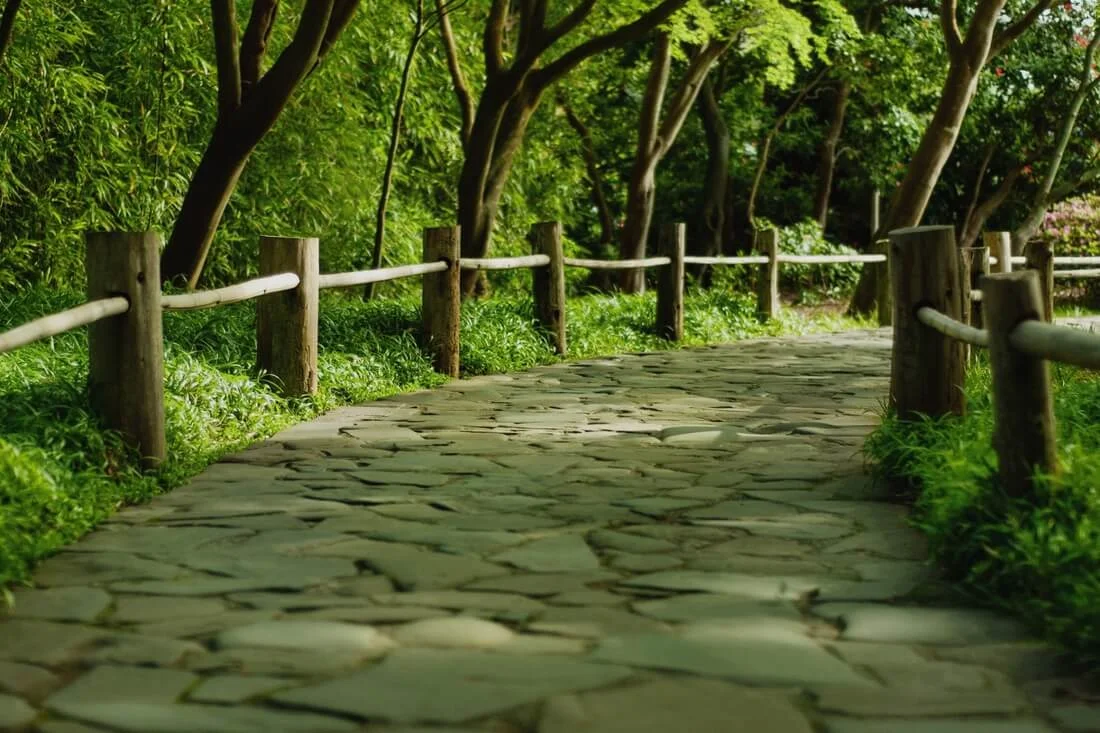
866;356;1100;663
0;286;866;588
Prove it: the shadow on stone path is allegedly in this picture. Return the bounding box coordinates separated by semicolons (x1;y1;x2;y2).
1;328;1095;732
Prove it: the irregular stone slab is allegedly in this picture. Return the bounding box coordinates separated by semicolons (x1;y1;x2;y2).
813;604;1031;645
823;719;1058;733
871;660;1014;691
549;590;627;607
933;643;1071;683
65;526;252;557
178;554;357;584
498;635;589;655
216;620;394;658
32;552;186;587
612;497;705;517
812;685;1027;716
537;678;814;733
586;530;677;554
111;596;227;623
493;536;600;572
684;500;801;520
371;591;545;613
695;514;854;540
1050;705;1100;732
823;529;928;560
351;470;449;487
633;594;801;623
530;607;669;638
109;576;319;596
0;660;58;699
187;647;368;677
53;702;359;732
0;693;36;729
686;554;835;576
464;572;621;597
7;587;112;623
389;617;515;649
591;621;876;688
85;633;206;666
188;676;293;704
0;620;108;667
299;605;448;624
46;666;197;711
621;570;819;600
271;649;635;724
34;720;109;733
133;610;277;640
608;553;682;573
826;641;928;668
224;593;369;611
315;540;509;590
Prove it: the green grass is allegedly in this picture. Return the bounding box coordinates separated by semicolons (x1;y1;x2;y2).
0;285;869;591
865;356;1100;664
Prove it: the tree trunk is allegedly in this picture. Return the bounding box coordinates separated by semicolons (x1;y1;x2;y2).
697;76;729;265
0;0;22;63
959;166;1022;248
812;80;851;230
562;101;615;254
619;166;657;292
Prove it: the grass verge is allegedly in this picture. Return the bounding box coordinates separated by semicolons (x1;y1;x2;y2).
1;286;869;591
865;355;1100;664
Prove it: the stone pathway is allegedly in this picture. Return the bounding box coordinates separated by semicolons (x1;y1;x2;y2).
2;328;1097;732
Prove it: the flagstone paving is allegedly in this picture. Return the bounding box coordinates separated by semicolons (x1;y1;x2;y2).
2;327;1099;732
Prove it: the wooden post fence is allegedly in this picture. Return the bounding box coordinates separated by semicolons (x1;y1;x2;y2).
756;229;779;321
86;231;166;468
530;221;567;355
656;222;685;341
422;226;461;376
873;239;891;327
1024;239;1054;323
985;231;1013;274
961;245;990;329
889;225;966;420
257;236;319;397
983;271;1058;497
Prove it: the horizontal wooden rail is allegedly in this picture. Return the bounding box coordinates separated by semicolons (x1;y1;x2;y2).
563;256;671;269
917;306;989;347
1053;256;1100;265
0;296;130;355
989;255;1027;266
1052;269;1100;279
459;255;550;271
971;290;983;302
776;254;886;264
1010;320;1100;371
683;255;769;265
318;262;448;290
162;273;300;311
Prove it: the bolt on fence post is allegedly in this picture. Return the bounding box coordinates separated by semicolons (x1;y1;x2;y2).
656;222;686;341
257;236;319;397
872;239;891;327
1024;239;1054;323
985;231;1013;274
530;221;567;355
960;246;990;329
982;271;1058;498
86;231;166;469
755;229;779;321
422;226;461;377
889;225;966;421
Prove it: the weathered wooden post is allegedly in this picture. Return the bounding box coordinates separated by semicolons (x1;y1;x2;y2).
755;229;779;321
985;231;1012;274
656;222;686;341
422;226;461;376
872;239;891;327
889;225;966;420
86;231;166;468
1024;239;1054;323
982;271;1058;497
960;246;990;329
530;221;567;355
257;236;319;397
870;188;881;237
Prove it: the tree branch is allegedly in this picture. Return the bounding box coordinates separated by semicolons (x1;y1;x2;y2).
239;0;278;94
212;0;243;121
484;0;507;76
939;0;963;60
654;39;730;157
436;0;475;147
318;0;361;63
541;0;597;51
960;165;1022;247
0;0;23;64
531;0;688;91
989;0;1055;59
638;33;672;160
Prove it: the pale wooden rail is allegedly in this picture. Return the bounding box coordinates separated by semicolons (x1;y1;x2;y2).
162;273;300;310
1053;269;1100;279
459;254;551;271
683;255;769;265
916;306;989;347
0;297;129;354
776;254;886;264
318;262;448;290
563;256;672;269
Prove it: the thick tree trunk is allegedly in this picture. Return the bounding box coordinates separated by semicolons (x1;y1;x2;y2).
697;77;729;262
0;0;22;63
812;80;851;230
620;166;657;292
160;131;249;286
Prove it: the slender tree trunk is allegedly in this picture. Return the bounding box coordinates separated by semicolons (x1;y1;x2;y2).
696;76;728;285
812;80;851;229
959;166;1022;248
0;0;21;63
620;167;657;293
562;101;615;253
366;0;425;300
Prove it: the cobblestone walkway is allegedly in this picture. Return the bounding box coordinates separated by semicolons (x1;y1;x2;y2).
1;328;1096;733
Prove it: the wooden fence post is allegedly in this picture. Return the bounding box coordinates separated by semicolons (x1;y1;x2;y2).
982;271;1058;498
530;221;567;355
756;229;779;321
960;246;990;328
656;222;686;341
889;225;966;420
1024;239;1054;323
86;231;166;469
985;231;1012;274
872;239;891;327
422;226;461;376
257;236;319;397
